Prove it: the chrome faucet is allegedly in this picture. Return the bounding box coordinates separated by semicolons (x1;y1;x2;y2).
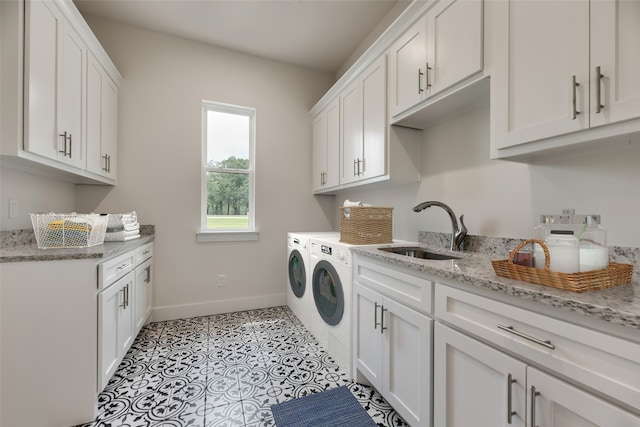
413;201;467;251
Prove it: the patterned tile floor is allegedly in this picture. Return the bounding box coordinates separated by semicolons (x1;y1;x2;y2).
78;306;408;427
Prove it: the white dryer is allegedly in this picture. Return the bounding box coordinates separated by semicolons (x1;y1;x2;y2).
286;232;339;329
308;236;354;377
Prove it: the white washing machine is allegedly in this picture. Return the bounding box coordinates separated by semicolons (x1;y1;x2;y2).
286;232;339;329
308;236;355;377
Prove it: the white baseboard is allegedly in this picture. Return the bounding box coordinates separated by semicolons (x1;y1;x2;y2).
151;293;287;322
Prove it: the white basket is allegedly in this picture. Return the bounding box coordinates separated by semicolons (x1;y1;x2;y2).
30;213;109;249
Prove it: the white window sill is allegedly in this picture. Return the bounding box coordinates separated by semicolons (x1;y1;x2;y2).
196;230;260;243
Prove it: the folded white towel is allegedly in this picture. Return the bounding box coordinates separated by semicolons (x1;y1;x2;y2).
123;222;140;232
104;229;140;242
343;199;363;207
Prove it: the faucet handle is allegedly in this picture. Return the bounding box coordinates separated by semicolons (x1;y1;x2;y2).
454;215;467;250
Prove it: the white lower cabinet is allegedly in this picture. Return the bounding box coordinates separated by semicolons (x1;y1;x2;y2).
527;366;640;427
434;283;640;426
434;322;526;427
134;257;153;333
98;270;134;391
353;256;432;427
98;242;153;391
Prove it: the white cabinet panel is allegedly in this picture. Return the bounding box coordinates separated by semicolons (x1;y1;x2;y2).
354;283;383;390
434;322;526;427
590;0;640;128
361;55;387;180
426;0;483;97
389;15;427;117
340;79;362;185
87;53;118;179
134;258;153;333
528;367;640;427
98;270;134;391
24;0;62;160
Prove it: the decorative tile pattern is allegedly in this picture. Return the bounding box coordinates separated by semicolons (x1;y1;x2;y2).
77;306;407;427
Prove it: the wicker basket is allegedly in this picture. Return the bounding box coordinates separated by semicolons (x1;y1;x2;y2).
340;206;393;245
491;239;633;292
30;212;109;249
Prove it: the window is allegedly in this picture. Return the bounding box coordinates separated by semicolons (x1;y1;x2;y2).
199;101;256;241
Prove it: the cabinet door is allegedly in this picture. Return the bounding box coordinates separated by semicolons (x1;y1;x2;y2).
98;271;134;391
388;15;427;117
312;111;327;192
58;20;86;168
493;0;589;149
382;297;432;427
590;0;640;128
24;0;62;160
340;79;362;185
312;99;340;192
434;323;526;427
361;55;386;180
353;283;383;391
87;54;118;179
528;367;640;427
134;258;152;333
426;0;483;97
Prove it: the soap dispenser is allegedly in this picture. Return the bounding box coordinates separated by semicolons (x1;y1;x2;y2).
578;216;609;272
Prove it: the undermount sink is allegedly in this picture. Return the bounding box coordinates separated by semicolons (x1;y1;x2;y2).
379;246;460;260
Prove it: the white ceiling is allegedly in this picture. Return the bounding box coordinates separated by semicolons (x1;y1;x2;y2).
73;0;408;74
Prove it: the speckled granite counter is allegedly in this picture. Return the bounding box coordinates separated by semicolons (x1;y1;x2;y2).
0;225;154;263
352;242;640;331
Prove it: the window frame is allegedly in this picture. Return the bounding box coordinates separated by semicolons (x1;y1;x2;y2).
198;100;258;242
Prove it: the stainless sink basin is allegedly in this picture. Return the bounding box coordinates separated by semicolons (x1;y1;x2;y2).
379;246;460;260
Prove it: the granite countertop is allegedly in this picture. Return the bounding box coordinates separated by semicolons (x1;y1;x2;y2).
352;243;640;331
0;226;155;263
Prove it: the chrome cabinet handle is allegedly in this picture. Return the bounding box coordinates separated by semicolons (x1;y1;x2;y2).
107;155;111;173
353;159;357;177
145;266;151;283
497;324;555;349
572;75;580;120
68;133;72;157
119;288;126;308
418;68;424;94
596;66;604;114
507;373;517;424
530;385;540;427
426;63;432;89
374;301;380;330
380;307;388;334
59;132;68;156
102;154;109;172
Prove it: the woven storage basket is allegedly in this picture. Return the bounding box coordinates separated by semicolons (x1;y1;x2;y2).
340;206;393;245
30;212;109;249
491;239;633;292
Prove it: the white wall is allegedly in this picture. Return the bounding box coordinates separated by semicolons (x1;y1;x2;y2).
0;167;76;230
74;17;336;320
337;102;640;248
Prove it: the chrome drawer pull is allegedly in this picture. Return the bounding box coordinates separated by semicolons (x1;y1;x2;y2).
374;301;380;330
497;324;555;350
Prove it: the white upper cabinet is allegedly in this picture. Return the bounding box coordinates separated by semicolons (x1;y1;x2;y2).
425;0;483;97
86;53;118;180
311;98;340;192
1;0;122;184
341;55;387;185
389;0;484;121
23;0;64;162
491;0;640;158
388;15;427;117
590;0;640;128
25;0;87;169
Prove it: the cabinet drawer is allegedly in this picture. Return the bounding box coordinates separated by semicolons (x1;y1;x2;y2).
135;242;153;265
98;251;135;290
434;284;640;412
354;256;433;315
